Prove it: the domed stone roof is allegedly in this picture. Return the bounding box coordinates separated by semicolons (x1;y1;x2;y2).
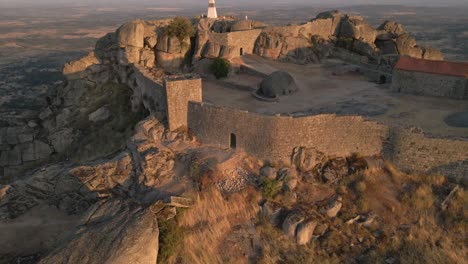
258;71;299;98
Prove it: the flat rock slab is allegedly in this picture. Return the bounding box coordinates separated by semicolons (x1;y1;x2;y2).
166;196;194;208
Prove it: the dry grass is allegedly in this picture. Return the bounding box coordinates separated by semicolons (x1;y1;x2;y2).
171;188;259;264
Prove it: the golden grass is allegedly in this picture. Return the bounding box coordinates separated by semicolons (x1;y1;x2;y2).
173;188;259;264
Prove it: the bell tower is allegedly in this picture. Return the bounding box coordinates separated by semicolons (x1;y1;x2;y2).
207;0;218;19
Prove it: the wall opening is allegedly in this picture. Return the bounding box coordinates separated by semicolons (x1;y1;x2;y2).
230;133;237;149
240;48;244;56
379;75;387;84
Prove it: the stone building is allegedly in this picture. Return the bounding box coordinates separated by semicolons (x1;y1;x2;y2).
391;56;468;99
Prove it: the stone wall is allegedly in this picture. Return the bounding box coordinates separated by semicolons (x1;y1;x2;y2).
128;65;166;118
227;30;263;57
187;102;468;180
385;128;468;182
164;75;202;131
391;70;468;99
187;102;388;163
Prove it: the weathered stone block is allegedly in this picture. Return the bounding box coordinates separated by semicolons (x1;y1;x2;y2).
18;133;34;144
21;141;52;162
166;196;194;208
6;127;19;145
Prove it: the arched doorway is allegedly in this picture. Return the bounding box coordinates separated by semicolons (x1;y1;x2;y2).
240;48;244;56
230;133;237;149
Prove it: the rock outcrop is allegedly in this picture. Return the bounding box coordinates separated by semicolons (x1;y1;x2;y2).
39;199;160;264
254;11;443;65
0;117;191;260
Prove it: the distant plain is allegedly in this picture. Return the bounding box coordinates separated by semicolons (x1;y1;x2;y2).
0;4;467;121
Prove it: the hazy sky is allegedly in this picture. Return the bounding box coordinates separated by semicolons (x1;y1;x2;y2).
1;0;467;8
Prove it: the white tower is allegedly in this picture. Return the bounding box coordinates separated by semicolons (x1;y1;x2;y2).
207;0;218;19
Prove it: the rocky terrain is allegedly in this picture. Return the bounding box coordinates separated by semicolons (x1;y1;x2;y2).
0;9;466;264
0;10;447;181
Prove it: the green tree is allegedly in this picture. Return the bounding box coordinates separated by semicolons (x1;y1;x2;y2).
164;17;196;44
210;58;231;79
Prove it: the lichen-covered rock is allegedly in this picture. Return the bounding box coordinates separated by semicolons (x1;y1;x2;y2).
296;219;318;245
117;20;145;48
315;10;342;35
118;46;141;65
422;46;444;61
254;32;283;59
321;158;349;183
376;40;398;55
291;147;324;172
88;106;111;123
282;211;305;238
202;41;223;59
377;20;406;36
20;140;53;162
261;200;285;227
39;199;160;264
95;32;118;62
339;15;377;44
63;52;100;77
260;166;277;180
140;48;156;68
48;128;76;154
352;40;378;60
396;33;422;58
156;51;185;72
144;36;157;49
324;196;343;218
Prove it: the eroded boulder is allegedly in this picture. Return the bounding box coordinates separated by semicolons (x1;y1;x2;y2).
117;20;145;48
282;211;305;238
296;219;318;245
39;199;160;264
339;15;377;44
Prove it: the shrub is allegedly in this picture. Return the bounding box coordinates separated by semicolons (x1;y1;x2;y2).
261;178;282;199
158;218;184;263
164;17;195;43
355;181;367;193
210;58;230;79
401;185;434;211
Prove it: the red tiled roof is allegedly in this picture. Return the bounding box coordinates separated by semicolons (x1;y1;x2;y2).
394;56;468;78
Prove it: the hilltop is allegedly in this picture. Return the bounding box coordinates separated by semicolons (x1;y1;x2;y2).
0;10;466;264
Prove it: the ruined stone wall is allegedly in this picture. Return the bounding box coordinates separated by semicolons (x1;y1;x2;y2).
129;65;166;118
385;128;468;182
187;102;468;180
165;75;202;131
187;102;388;163
392;70;468;99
